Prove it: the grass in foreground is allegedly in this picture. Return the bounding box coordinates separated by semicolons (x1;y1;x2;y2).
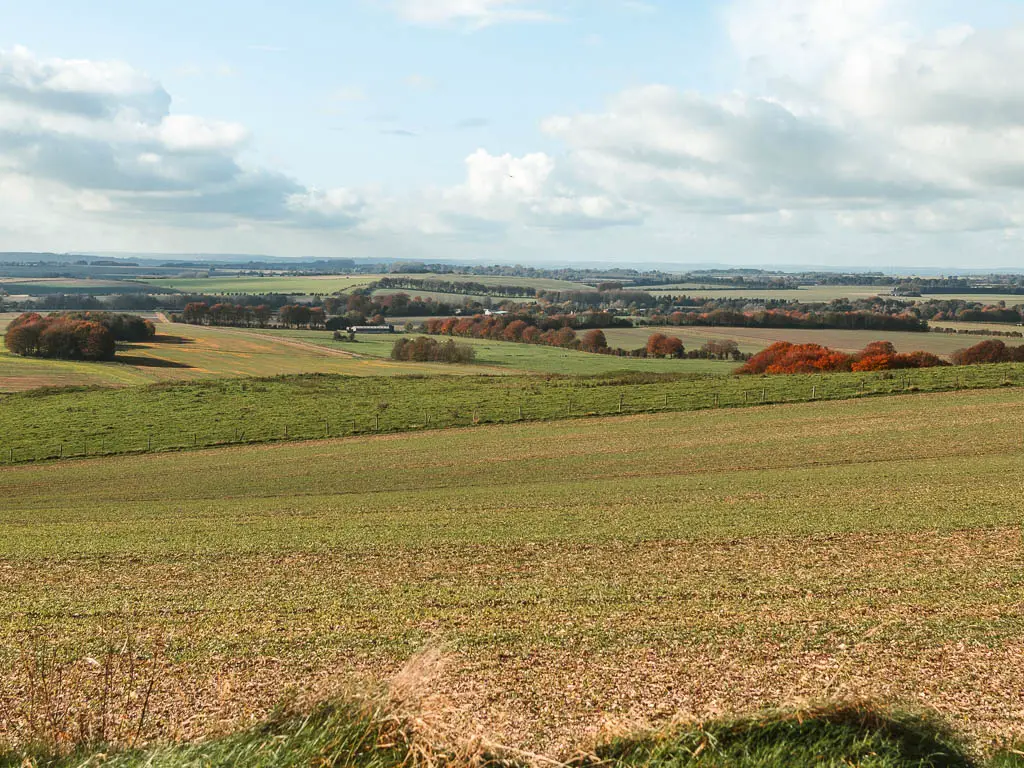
5;700;1022;768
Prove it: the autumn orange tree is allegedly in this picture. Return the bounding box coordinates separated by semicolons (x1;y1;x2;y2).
645;333;684;358
738;340;949;375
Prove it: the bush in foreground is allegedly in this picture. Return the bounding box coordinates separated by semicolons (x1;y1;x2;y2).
4;313;116;361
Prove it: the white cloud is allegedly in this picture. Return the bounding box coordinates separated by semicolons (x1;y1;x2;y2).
157;115;249;152
388;0;555;28
0;47;360;232
438;148;642;229
533;4;1024;243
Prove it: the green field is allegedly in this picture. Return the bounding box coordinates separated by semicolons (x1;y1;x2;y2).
256;328;735;375
1;362;1022;464
0;277;159;296
606;325;1011;357
2;387;1022;755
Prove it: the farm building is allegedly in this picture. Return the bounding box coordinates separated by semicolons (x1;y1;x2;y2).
348;324;394;334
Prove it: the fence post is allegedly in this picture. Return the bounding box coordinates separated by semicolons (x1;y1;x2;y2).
618;393;624;413
518;404;523;420
325;420;330;438
59;443;63;459
375;413;380;431
714;392;720;408
9;448;12;463
811;385;816;399
148;435;152;451
761;388;766;403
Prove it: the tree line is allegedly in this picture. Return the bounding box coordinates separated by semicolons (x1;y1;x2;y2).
648;308;928;333
737;341;947;375
372;277;538;298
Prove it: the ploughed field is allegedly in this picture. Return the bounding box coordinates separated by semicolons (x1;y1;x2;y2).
1;387;1022;754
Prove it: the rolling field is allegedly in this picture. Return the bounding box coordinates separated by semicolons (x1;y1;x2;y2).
606;325;1011;357
1;388;1022;754
0;318;501;392
255;328;735;376
2;363;1022;464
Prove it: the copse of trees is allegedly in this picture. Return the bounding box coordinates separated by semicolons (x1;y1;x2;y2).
738;341;947;375
60;311;155;341
390;336;476;363
4;312;116;361
951;339;1024;365
645;333;684;358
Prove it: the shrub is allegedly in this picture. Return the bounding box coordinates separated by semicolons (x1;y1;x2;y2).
391;337;475;364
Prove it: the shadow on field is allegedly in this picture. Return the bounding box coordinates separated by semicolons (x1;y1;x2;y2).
148;334;194;345
116;355;194;369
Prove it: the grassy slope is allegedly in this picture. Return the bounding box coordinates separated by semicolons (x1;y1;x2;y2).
1;389;1023;751
605;325;1011;357
256;328;734;375
2;362;1023;463
0;320;506;392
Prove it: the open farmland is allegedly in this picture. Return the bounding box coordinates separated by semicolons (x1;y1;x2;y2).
0;317;505;392
138;274;381;294
2;362;1023;464
138;273;596;296
644;284;896;302
254;328;735;375
1;388;1022;755
605;325;1012;357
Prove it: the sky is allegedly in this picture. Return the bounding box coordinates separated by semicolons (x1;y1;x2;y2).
3;0;1024;269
